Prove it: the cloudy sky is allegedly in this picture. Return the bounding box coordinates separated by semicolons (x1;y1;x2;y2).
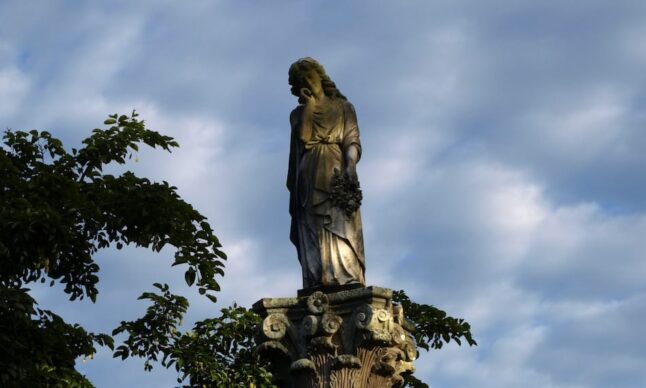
2;1;646;387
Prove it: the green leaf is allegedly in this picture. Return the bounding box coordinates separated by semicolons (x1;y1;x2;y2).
184;268;196;287
1;113;239;386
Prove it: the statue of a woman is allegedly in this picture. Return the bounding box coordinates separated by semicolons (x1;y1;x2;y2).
287;57;365;289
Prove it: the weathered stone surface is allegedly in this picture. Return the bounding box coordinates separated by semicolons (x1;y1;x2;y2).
287;57;366;289
253;286;416;388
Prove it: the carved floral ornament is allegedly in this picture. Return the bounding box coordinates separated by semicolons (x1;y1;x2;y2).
256;290;416;387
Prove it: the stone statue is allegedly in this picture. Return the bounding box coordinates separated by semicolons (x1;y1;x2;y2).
253;59;416;387
287;57;366;289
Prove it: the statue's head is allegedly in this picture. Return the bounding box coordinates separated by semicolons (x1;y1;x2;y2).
289;57;346;104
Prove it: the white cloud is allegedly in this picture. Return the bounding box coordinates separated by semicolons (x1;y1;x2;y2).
520;202;646;298
124;102;227;188
0;50;30;118
365;151;646;386
522;89;628;166
0;67;29;117
5;1;646;387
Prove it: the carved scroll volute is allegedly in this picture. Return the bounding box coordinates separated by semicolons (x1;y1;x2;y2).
371;308;393;344
376;308;393;330
321;313;343;335
262;313;290;340
307;312;343;353
355;304;393;345
257;313;292;361
307;291;329;314
355;303;374;330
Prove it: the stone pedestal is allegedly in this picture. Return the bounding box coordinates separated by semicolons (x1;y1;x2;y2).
253;286;417;388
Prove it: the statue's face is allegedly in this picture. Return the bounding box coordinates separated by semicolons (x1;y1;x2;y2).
303;69;323;97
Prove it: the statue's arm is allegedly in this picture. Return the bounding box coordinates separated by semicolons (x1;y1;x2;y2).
343;102;362;180
287;106;302;192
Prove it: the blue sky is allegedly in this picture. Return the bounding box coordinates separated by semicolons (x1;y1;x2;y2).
2;1;646;387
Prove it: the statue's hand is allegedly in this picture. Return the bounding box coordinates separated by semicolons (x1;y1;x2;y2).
345;164;358;182
300;88;315;105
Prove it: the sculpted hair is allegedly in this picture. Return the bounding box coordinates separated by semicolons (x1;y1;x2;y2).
288;57;347;102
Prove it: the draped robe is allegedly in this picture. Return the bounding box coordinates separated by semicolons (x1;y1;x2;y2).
287;99;365;289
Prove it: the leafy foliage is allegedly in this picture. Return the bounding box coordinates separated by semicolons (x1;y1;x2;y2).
112;283;189;371
114;285;274;387
168;305;273;386
401;373;431;388
392;290;477;351
117;288;475;387
0;113;225;385
393;290;477;388
0;287;112;387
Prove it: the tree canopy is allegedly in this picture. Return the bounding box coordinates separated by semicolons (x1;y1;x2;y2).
114;285;476;387
0;113;475;387
0;112;226;386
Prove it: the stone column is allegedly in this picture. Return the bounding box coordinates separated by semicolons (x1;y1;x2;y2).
253;286;417;388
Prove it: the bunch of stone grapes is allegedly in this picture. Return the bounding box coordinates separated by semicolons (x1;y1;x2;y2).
330;168;363;217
